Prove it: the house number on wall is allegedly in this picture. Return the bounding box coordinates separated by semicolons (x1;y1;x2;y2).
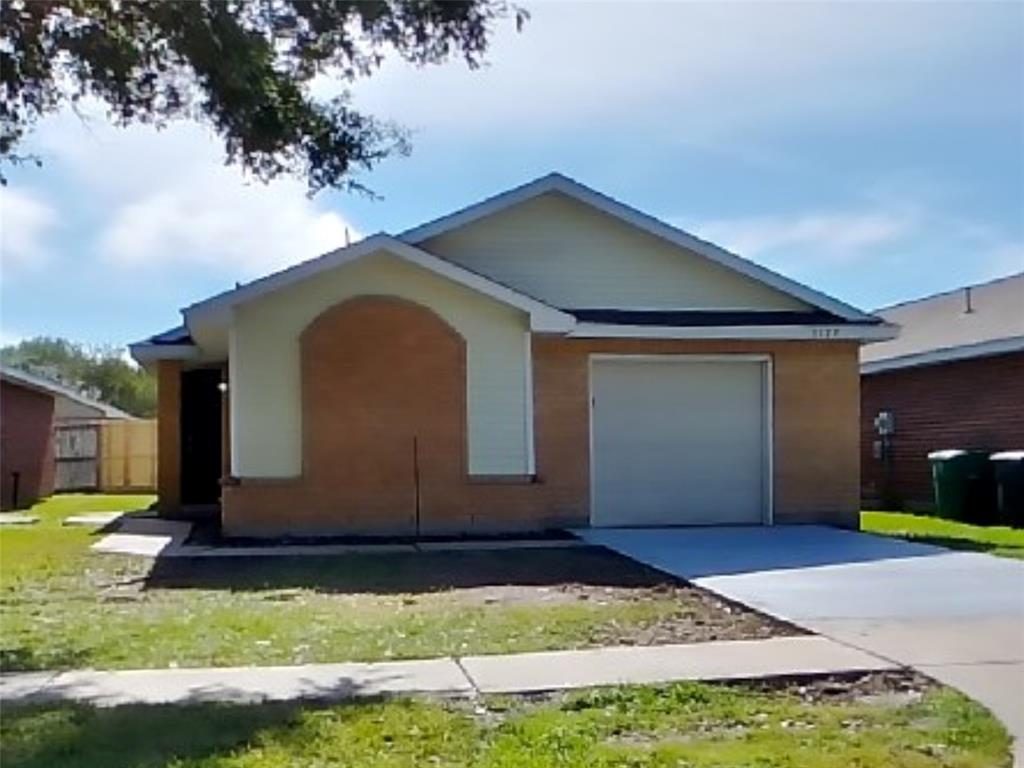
811;327;842;339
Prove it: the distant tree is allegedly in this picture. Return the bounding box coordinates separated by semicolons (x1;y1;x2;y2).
1;337;156;417
1;0;526;192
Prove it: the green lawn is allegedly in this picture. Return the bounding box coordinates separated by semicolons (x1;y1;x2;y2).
1;495;777;673
0;493;157;584
862;511;1024;560
1;679;1011;768
2;500;1011;765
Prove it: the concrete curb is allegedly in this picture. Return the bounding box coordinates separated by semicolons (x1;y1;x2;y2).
90;518;588;558
460;635;896;694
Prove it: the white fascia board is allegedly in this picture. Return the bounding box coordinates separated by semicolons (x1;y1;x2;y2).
183;234;397;320
399;175;565;243
128;342;198;365
182;233;574;334
399;173;879;323
861;335;1024;374
571;322;898;342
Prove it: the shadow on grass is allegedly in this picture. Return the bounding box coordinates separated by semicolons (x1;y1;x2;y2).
0;699;304;768
145;547;680;595
0;646;93;675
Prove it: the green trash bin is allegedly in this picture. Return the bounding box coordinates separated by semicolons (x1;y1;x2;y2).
991;451;1024;527
928;450;995;523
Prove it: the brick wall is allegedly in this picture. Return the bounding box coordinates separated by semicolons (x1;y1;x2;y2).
537;337;862;527
156;359;182;514
861;351;1024;508
221;297;862;535
0;380;56;509
222;298;589;535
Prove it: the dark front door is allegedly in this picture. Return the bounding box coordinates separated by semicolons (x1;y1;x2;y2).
181;368;223;505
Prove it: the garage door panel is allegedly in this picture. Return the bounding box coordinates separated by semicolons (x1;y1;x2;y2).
591;358;767;527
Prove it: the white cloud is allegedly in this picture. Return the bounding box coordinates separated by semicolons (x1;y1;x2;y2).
0;188;59;272
26;104;360;277
99;168;359;275
0;325;26;347
690;210;915;262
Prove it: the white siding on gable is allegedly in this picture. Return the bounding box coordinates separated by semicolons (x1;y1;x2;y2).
419;192;811;311
54;397;109;422
230;252;531;478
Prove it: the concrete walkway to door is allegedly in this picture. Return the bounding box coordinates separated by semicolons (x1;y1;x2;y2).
577;525;1024;764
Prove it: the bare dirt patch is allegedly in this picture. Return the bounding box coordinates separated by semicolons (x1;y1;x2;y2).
739;669;934;705
475;670;935;720
147;545;801;645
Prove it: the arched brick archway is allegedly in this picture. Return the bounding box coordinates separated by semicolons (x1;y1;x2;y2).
300;296;467;534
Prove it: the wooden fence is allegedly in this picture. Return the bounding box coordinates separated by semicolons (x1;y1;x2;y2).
54;419;157;493
54;423;98;491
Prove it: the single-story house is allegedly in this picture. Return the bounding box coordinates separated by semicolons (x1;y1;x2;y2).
860;273;1024;509
131;173;896;537
0;365;134;509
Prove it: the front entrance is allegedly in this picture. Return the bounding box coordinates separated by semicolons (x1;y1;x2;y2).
180;368;223;506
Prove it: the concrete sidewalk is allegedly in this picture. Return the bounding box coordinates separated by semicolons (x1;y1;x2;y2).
91;517;193;557
90;517;586;558
0;635;895;708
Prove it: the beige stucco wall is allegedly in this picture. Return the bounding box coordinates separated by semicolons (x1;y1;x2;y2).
418;192;812;311
229;251;532;478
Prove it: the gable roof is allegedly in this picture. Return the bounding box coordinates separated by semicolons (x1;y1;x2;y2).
131;173;895;365
861;272;1024;374
400;173;880;324
183;233;575;333
0;365;135;419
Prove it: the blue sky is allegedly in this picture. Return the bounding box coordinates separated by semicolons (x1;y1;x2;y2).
1;1;1022;348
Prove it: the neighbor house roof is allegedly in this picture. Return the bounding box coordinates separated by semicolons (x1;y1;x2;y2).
860;272;1024;374
0;365;135;420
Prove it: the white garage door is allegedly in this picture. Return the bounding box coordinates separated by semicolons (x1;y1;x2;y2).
590;357;769;527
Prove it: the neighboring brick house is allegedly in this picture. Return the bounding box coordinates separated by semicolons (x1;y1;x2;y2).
131;173;896;537
0;366;134;510
860;273;1024;509
0;375;56;510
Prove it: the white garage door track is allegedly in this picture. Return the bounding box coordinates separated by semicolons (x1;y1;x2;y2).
577;526;1024;762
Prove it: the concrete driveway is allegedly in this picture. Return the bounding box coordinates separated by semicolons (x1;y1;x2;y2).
577;526;1024;761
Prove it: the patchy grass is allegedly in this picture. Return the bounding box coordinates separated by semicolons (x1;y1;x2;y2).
0;494;155;587
862;510;1024;560
0;676;1011;768
1;495;789;673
